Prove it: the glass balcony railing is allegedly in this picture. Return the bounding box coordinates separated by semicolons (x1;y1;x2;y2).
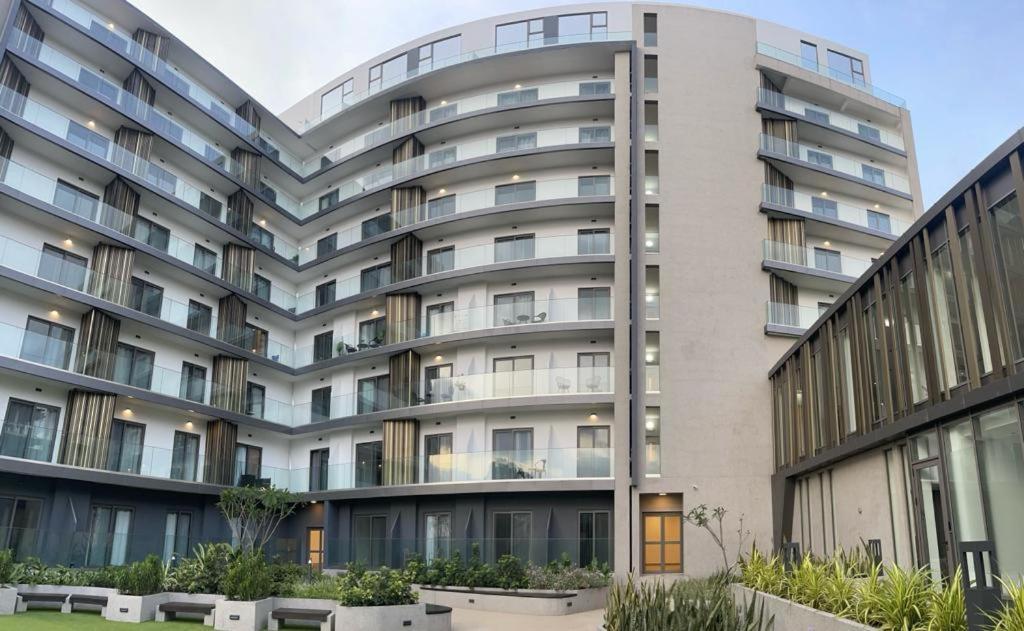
759;134;910;194
755;42;906;108
763;239;873;278
765;301;825;330
762;185;910;236
307;78;614;172
645;365;660;393
756;88;905;151
305;31;632;130
297;175;614;264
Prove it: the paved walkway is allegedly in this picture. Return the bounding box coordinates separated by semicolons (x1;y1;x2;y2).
452;607;604;631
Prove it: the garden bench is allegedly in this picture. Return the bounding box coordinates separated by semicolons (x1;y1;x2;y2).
426;603;453;614
157;601;216;625
268;607;334;631
16;592;68;612
65;593;108;614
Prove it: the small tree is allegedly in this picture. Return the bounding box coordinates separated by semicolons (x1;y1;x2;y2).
218;486;299;553
684;504;750;574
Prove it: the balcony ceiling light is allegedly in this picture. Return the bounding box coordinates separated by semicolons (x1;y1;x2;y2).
259;218;267;226
645;419;656;431
645;353;654;362
371;309;380;316
820;191;828;196
823;241;831;247
440;100;447;105
438;188;446;194
87;120;96;128
514;84;522;89
123;408;133;415
511;174;520;181
588;413;599;422
874;203;880;208
645;240;654;247
63;238;73;247
48;310;60;319
434;355;443;362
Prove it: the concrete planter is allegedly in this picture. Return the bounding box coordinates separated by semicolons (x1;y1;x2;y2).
415;585;608;615
268;598;337;630
0;587;17;615
732;584;877;630
16;584;117;613
336;603;428;629
214;597;274;631
105;592;169;623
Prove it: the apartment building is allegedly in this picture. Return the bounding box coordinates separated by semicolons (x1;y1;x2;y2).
0;0;920;575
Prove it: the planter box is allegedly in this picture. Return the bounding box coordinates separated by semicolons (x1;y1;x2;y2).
731;584;876;630
0;587;16;615
215;597;274;631
337;603;428;629
106;592;169;623
268;598;336;631
415;585;608;615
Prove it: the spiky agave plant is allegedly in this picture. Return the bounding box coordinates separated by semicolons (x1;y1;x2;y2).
985;577;1024;631
927;566;966;631
787;554;830;611
863;564;931;630
820;555;858;618
741;547;787;598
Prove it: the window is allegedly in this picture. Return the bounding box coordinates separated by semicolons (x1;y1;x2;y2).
425;513;451;563
369;53;409;93
186;300;212;335
578;228;610;255
643;512;681;573
357;375;389;414
114;343;155;389
495;181;536;205
858;123;882;142
352;513;386;566
361;213;392;239
315;280;336;307
87;506;132;566
309;448;329;491
317;233;337;258
0;399;59;462
425;302;454;336
578;175;611;196
244;323;268;357
252;274;271;301
989;194;1024;359
311;386;332;422
495;19;544;51
644;55;658;93
425;364;453;403
929;242;969;386
643;13;658;46
827;49;865;85
496;132;537;153
38;244;87;291
814;247;842;273
162;511;191;563
494;234;535;262
318;189;340;213
804;109;830;126
179;362;206;403
862;164;885;186
358;317;386;347
578;287;611;320
134;217;170;251
66;120;109;158
899;275;928;404
818;302;832;315
53;180;99;219
800;41;818;70
130;277;164;317
192;244;217;274
579;81;611;96
427;246;454;274
307;527;325;571
493;356;534;397
806;150;834;169
645;408;661;476
497;88;538;106
558;12;607;39
416;35;460;73
493;511;531;561
106;419;144;474
427;195;456;219
355;442;383;488
428;147;457;168
313;331;333;362
250;223;275;250
578;352;610;392
320;78;353;116
245;382;266;417
577;426;610;477
21;317;74;370
235;443;262;485
0;496;43;560
867;210;891;233
360;263;391;292
579;511;610;566
425;434;453;482
170;431;200;481
199;192;222;218
811;196;838;218
494;291;535;326
579;126;611;143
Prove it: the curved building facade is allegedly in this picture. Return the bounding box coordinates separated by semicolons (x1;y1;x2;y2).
0;0;919;576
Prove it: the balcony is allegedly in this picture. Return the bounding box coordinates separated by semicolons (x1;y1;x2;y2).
755;42;905;108
763;239;871;293
761;185;910;239
759;134;910;196
765;301;825;335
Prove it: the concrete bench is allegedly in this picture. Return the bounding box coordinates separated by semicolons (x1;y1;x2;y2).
157;601;216;625
268;607;334;631
426;604;453;615
65;593;108;614
16;592;68;612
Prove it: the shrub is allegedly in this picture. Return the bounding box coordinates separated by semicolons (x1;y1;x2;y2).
164;542;235;594
220;552;274;601
860;563;931;630
86;565;124;589
987;577;1024;631
284;574;343;599
740;548;786;597
337;564;416;607
525;559;611;590
494;554;527;590
268;560;307;596
116;555;165;596
928;566;966;631
605;574;773;631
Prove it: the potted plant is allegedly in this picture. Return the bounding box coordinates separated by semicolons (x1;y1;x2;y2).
0;550;17;615
106;555;168;623
335;565;425;628
214;552;275;630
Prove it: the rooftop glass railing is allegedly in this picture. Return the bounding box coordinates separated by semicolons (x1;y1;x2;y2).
759;134;911;195
765;301;825;330
762;185;910;236
305;32;631;130
756;88;905;151
763;239;873;278
755;42;906;108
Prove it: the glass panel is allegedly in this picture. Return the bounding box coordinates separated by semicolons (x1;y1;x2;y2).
916;463;949;583
989;194;1024;359
978;405;1024;583
943;420;986;545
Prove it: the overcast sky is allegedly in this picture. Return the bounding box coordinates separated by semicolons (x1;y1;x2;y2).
127;0;1024;208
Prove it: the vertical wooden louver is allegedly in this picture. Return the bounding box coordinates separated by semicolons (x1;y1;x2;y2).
13;6;43;42
204;419;238;485
388;349;421;408
217;294;248;347
211;356;248;414
132;29;169;60
88;244;135;305
382;418;419;485
122;69;156;112
231;148;261;188
391;186;424;228
75;309;121;380
227;190;255;233
386;293;421;344
390;234;422;282
236;100;261;134
114;126;154;162
763;164;794;205
0;55;31;116
58;390;115;469
392;138;424;177
221;243;254;292
101;176;140;234
0;125;13;180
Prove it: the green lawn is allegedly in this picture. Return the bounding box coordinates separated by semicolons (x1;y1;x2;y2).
0;611;206;630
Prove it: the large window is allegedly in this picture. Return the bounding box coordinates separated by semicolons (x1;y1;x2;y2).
0;496;43;560
313;331;333;363
495;181;536;205
320;78;353;116
578;352;610;392
106;419;144;474
309;448;329;491
235;444;262;485
87;505;132;566
361;213;392;238
814;247;842;273
579;511;610;567
358;317;386;347
38;244;87;291
427;246;454;275
928;242;968;387
369;53;408;93
21;316;74;370
811;196;838;218
245;382;265;417
170;431;199;481
577;426;610;477
899;275;928;404
494;356;534;397
252;274;271;301
645;408;661;476
317;233;337;258
416;35;461;73
867;210;892;233
425;364;453;404
425;433;453;483
577;229;610;255
827;49;865;85
578;175;611;196
114;343;155;389
162;511;191;563
800;41;818;71
425;513;451;563
179;362;206;403
427;195;456;219
958;229;992;374
360;263;391;292
129;277;164;317
497;88;538;106
186;300;212;335
492;428;534;479
496;132;536;153
425;302;454;336
134;217;170;252
355;442;383;488
578;287;611;320
494;234;535;262
67;120;109;158
493;511;531;561
311;386;332;422
250;224;275;250
315;280;336;308
352;514;386;566
0;399;59;462
579;126;611;143
192;244;217;274
494;291;534;326
357;376;389;414
53;179;99;218
495;19;544;50
988;193;1024;360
